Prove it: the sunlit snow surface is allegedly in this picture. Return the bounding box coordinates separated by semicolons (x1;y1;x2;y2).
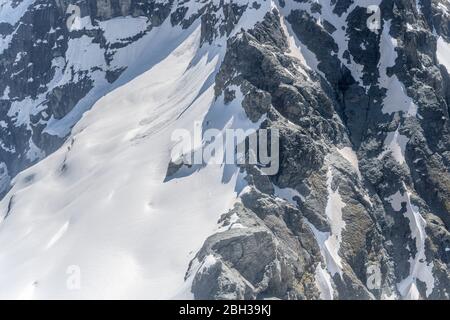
0;22;243;299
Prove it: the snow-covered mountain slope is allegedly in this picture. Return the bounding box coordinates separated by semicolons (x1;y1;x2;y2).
0;21;244;299
0;0;450;300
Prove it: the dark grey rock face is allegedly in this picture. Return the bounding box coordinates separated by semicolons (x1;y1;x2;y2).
183;1;450;300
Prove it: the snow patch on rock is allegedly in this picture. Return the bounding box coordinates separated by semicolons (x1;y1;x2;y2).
314;263;334;300
273;185;304;205
386;186;435;299
306;166;347;290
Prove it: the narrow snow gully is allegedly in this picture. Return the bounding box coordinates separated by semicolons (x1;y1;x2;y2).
0;22;233;299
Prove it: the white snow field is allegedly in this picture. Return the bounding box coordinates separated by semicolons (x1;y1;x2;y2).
0;0;445;301
437;36;450;72
0;19;256;299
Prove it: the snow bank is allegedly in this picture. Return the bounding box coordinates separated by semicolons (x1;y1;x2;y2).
386;187;435;299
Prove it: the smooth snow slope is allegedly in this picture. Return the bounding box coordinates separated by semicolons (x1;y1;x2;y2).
437;36;450;72
0;21;243;299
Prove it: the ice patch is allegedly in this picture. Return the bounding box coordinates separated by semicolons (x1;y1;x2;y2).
314;264;334;300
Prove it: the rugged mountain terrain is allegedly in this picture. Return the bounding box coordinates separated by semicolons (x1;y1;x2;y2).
0;0;449;300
